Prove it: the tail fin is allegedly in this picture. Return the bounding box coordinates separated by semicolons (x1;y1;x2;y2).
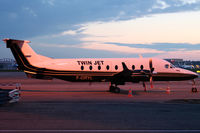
3;38;51;71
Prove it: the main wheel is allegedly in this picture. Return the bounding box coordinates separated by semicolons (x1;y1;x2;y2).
113;87;120;93
109;86;115;92
192;87;198;93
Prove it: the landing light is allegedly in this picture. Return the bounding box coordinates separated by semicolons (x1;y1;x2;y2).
196;70;200;73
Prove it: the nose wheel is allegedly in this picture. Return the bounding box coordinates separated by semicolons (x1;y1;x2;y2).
192;79;198;93
192;87;198;92
109;85;121;93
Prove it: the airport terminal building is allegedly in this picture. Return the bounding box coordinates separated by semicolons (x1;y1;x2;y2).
0;58;17;70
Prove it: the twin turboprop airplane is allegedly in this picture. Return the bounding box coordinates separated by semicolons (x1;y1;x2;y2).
3;39;199;93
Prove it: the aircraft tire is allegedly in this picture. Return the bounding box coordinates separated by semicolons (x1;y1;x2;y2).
114;87;120;93
109;86;115;92
192;87;198;93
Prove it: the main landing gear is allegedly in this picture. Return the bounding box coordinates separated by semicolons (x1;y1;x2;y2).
192;79;198;93
109;85;121;93
142;82;147;92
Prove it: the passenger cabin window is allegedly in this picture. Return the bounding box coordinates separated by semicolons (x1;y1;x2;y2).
89;66;92;70
115;65;118;70
98;66;101;70
132;65;135;70
106;65;110;70
140;65;144;70
81;66;84;70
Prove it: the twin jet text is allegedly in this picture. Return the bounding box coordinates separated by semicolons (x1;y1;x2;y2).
77;61;104;66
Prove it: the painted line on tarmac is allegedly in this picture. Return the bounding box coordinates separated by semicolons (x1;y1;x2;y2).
1;130;200;133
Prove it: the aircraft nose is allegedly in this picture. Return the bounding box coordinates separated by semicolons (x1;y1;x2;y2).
180;68;199;80
192;73;199;79
188;71;199;79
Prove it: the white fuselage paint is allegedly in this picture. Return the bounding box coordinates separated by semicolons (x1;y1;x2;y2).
32;57;196;77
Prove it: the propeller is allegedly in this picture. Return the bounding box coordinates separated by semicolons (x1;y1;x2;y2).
120;61;155;88
149;59;154;88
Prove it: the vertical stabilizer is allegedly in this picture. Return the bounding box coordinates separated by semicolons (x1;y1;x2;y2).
3;39;51;71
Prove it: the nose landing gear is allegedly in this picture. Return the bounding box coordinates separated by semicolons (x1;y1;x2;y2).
192;79;198;93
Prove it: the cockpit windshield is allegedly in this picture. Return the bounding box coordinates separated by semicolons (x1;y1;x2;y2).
170;64;176;68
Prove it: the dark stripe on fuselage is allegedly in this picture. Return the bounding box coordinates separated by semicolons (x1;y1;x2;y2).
153;72;198;81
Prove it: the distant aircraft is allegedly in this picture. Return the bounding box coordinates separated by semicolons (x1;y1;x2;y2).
181;65;194;69
3;39;199;93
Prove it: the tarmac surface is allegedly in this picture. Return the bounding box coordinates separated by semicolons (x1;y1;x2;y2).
0;72;200;133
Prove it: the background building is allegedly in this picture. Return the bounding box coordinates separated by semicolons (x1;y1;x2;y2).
0;58;17;70
165;58;200;72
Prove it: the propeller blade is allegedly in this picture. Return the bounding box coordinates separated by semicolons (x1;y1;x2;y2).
149;58;154;73
149;59;153;69
149;59;154;88
150;76;153;88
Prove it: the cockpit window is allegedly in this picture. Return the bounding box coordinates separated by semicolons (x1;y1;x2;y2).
165;64;169;69
170;64;175;68
165;64;176;69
